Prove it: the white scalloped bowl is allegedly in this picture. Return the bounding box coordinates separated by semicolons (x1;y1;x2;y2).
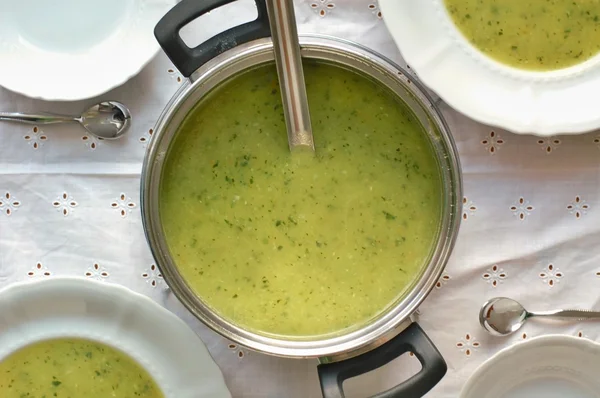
460;335;600;398
0;0;175;101
0;277;231;398
379;0;600;135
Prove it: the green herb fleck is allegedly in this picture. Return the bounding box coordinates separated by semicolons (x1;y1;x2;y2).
383;211;397;220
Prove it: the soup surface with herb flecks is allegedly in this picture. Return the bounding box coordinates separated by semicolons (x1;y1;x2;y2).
0;338;163;397
445;0;600;70
160;62;443;337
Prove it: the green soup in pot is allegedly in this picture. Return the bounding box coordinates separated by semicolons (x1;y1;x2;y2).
160;62;443;338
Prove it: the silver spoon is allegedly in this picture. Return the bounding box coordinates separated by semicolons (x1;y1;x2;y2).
266;0;315;153
480;297;600;336
0;101;131;139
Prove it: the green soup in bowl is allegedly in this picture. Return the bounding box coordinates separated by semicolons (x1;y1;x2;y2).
444;0;600;71
0;338;163;398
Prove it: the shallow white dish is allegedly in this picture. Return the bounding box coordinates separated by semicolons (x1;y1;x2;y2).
379;0;600;135
0;277;231;398
0;0;175;101
460;335;600;398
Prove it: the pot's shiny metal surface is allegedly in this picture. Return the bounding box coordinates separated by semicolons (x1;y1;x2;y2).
141;35;462;359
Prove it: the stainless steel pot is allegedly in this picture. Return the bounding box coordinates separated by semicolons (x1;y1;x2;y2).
142;1;462;396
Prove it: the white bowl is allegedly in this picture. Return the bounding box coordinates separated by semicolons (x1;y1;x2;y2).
0;0;175;101
0;277;231;398
379;0;600;135
460;335;600;398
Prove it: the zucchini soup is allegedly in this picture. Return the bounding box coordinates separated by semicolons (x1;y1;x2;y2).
159;62;443;337
445;0;600;70
0;338;163;397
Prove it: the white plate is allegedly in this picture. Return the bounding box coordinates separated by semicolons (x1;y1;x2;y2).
460;335;600;398
0;0;175;101
0;277;231;398
379;0;600;135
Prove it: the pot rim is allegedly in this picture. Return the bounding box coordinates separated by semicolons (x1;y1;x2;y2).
141;34;462;359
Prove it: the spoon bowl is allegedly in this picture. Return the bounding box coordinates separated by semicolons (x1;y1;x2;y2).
479;297;528;337
79;101;131;140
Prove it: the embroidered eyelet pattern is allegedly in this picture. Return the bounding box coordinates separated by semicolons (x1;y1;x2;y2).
537;137;561;154
566;196;589;219
27;262;51;278
139;128;154;145
481;131;504;154
82;134;103;150
510;197;534;220
167;68;182;84
0;192;21;216
368;2;382;19
482;265;507;287
462;197;477;220
52;192;78;216
110;193;136;218
24;126;47;150
435;273;451;289
310;0;335;17
85;263;109;280
228;343;246;359
141;264;163;287
456;334;480;356
540;264;563;287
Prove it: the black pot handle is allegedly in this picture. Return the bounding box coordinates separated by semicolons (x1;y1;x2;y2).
317;323;446;398
154;0;271;77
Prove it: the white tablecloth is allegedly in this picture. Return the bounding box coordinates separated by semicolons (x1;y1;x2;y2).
1;1;600;397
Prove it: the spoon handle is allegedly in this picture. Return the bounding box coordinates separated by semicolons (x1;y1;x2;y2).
266;0;315;153
530;309;600;320
0;112;77;125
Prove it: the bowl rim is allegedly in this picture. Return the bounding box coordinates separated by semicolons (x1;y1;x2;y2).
460;335;600;397
0;0;176;101
379;0;600;135
0;276;231;397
